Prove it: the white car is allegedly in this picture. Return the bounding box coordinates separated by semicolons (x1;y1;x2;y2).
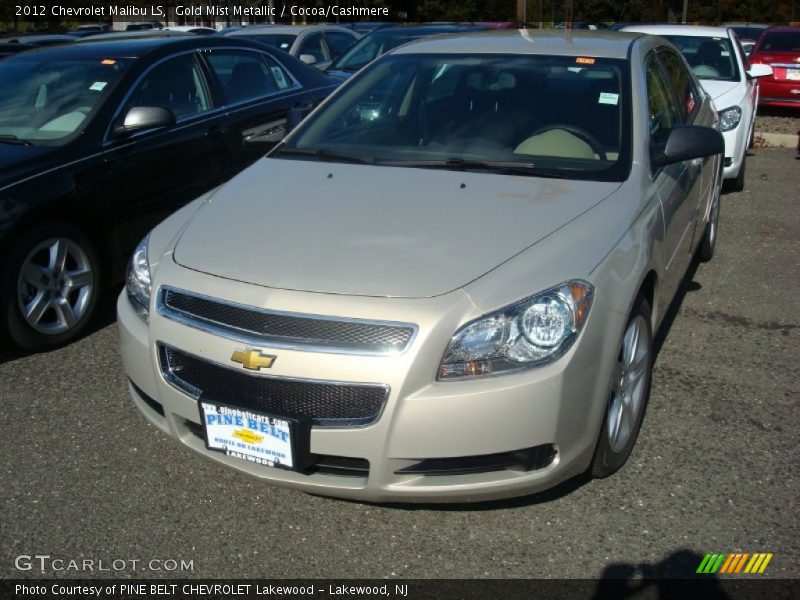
224;25;360;70
624;25;772;191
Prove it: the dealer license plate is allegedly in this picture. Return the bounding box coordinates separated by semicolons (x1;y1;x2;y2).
200;401;295;470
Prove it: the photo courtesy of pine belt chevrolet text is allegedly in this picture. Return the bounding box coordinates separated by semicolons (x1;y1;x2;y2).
114;29;727;503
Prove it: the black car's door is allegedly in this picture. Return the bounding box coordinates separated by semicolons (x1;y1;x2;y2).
104;51;235;254
201;47;311;168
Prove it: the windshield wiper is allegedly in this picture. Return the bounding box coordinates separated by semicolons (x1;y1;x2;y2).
376;157;554;176
0;135;32;147
271;146;375;165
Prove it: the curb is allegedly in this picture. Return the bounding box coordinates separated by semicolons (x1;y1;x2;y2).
753;131;799;149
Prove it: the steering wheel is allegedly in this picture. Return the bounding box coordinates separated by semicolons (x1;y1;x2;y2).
528;123;607;160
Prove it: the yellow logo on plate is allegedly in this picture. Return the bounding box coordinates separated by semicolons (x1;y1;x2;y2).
233;429;264;445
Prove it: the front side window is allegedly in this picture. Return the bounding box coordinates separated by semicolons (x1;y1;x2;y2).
0;55;130;145
645;54;680;147
123;54;211;120
281;54;631;181
657;50;701;121
662;35;741;81
206;50;279;104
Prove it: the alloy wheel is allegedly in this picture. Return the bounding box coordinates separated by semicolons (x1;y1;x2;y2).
606;314;651;453
16;237;95;334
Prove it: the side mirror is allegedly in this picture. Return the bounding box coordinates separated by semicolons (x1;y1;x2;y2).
747;63;773;78
653;125;724;167
299;54;317;65
286;106;312;133
113;106;175;137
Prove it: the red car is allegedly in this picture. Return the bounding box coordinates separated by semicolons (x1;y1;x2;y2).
749;25;800;108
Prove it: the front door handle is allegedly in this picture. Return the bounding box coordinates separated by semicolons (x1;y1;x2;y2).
207;125;227;139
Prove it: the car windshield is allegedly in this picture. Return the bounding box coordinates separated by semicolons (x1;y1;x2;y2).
281;54;630;181
0;55;129;145
662;35;740;81
759;31;800;52
332;33;422;71
241;34;297;52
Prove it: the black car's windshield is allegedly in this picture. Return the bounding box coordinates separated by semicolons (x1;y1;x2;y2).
332;32;422;71
662;35;741;81
0;55;129;145
240;34;297;52
282;54;630;181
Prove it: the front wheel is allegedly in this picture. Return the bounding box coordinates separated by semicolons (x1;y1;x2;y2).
1;222;101;351
725;153;746;193
590;296;653;478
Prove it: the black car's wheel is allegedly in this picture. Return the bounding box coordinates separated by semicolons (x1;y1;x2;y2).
590;295;653;478
1;222;101;351
697;168;722;263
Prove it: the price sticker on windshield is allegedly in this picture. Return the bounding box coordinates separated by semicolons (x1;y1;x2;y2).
576;57;596;65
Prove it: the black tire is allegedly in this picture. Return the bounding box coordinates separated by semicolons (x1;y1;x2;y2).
590;295;653;478
697;168;722;263
748;124;755;149
725;153;746;193
1;222;101;352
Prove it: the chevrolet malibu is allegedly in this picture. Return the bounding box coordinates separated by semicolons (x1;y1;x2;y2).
118;31;724;502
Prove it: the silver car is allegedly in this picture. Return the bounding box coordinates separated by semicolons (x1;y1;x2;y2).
224;24;360;70
118;30;723;502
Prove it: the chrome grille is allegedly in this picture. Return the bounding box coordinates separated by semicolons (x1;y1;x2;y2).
159;287;416;355
159;345;389;427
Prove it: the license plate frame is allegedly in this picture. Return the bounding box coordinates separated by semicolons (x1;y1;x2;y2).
199;400;312;472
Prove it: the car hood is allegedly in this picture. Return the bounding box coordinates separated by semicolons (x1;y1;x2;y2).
0;143;62;190
699;79;742;106
173;159;620;298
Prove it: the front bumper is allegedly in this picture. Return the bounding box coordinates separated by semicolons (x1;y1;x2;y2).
117;263;626;503
721;121;749;180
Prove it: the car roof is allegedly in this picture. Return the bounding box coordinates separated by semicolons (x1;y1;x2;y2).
227;24;353;35
370;24;485;36
622;24;730;37
391;29;641;59
762;25;800;32
2;35;274;60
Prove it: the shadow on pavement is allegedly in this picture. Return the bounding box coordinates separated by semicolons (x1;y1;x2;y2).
592;550;731;599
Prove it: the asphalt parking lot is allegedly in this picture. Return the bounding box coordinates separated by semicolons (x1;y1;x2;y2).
1;147;798;580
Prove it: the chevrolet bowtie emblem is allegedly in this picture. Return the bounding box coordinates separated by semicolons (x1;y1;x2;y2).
230;348;276;371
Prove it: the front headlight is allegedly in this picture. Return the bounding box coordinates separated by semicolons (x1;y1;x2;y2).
439;281;593;380
126;234;152;319
718;106;742;132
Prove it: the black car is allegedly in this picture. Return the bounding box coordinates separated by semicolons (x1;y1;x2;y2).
0;36;338;350
0;42;34;59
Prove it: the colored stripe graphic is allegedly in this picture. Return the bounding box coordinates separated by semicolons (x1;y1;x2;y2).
698;552;773;574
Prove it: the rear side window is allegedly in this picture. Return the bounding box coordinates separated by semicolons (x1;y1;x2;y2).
206;50;279;104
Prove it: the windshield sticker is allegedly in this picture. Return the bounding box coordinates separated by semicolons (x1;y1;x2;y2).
89;81;108;92
101;59;116;65
598;92;619;105
271;66;288;89
576;57;596;65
